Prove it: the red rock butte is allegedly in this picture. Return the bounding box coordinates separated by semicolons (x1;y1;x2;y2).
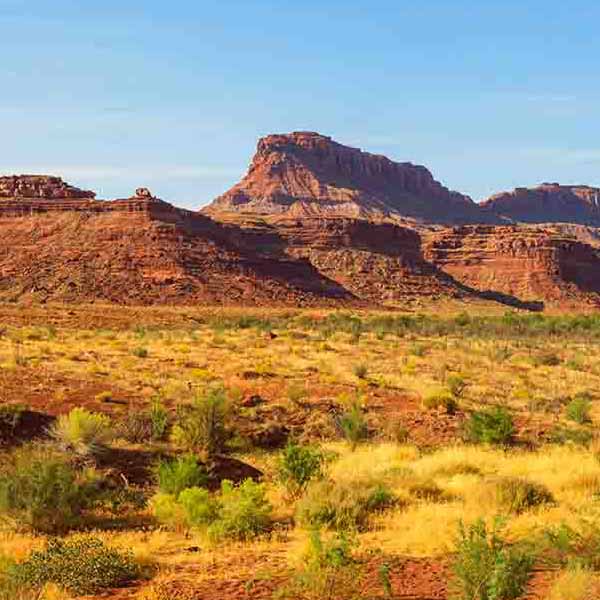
481;183;600;225
204;132;499;225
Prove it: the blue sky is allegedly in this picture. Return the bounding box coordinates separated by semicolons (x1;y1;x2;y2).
1;0;599;208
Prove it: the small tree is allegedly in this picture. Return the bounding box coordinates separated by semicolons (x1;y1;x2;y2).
171;385;228;456
452;519;533;600
278;443;323;500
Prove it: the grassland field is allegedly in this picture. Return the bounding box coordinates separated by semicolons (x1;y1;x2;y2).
2;303;600;599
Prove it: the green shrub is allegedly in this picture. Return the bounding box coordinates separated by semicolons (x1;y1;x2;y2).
452;519;534;600
149;398;169;440
493;477;554;514
278;443;323;500
50;407;114;457
337;399;368;450
151;478;271;541
171;385;228;456
0;553;37;600
210;479;272;541
280;529;360;600
132;346;149;358
353;363;368;380
423;390;458;414
12;536;138;595
178;486;219;528
296;479;394;531
541;521;600;570
549;425;593;446
566;395;592;424
156;454;207;496
0;446;101;533
466;407;514;445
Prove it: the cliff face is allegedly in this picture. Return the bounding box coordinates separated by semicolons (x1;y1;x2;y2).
481;183;600;225
0;186;354;306
205;132;498;225
233;217;471;304
423;225;600;307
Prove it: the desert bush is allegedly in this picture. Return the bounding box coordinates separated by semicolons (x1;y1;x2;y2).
209;478;272;540
296;478;394;531
541;521;600;571
0;445;101;533
118;411;153;443
448;374;468;398
336;398;368;450
132;346;149;358
178;486;219;528
353;363;368;380
278;442;323;500
149;398;170;440
12;536;138;595
549;425;593;446
156;454;207;496
452;519;534;600
279;529;360;600
152;478;271;540
566;394;592;424
50;407;114;457
118;399;169;443
423;390;458;414
492;477;554;514
171;385;228;455
465;407;514;445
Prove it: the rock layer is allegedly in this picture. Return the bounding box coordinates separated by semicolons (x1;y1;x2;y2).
423;225;600;307
482;183;600;225
0;189;355;306
205;132;498;225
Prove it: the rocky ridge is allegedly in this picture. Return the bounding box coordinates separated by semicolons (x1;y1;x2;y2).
481;183;600;225
205;132;498;225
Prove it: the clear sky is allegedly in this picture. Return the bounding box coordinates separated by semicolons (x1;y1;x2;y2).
2;0;599;208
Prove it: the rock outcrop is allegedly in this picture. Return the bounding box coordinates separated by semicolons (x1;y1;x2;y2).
205;132;499;225
0;175;95;199
0;184;355;306
229;216;471;304
482;183;600;225
423;225;600;308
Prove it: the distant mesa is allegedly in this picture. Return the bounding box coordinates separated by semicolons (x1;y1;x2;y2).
0;175;95;200
203;131;500;225
481;183;600;226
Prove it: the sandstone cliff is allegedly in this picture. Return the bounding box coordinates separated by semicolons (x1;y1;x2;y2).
423;225;600;308
205;132;498;225
481;183;600;225
0;186;354;306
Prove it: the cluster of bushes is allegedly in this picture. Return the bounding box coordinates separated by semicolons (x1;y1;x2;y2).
152;475;272;541
0;445;102;533
2;537;138;596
